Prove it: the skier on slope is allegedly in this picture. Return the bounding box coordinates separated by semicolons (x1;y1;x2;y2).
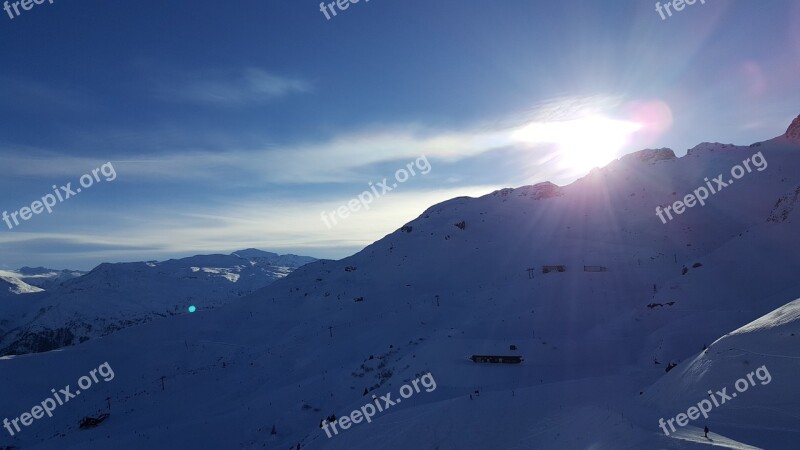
704;425;709;438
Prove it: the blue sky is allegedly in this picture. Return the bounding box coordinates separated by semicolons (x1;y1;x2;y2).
0;0;798;269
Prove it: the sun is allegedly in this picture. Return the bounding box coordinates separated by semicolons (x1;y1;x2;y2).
512;115;642;174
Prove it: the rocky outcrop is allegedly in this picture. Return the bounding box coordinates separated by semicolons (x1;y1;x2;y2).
785;114;800;142
620;148;677;163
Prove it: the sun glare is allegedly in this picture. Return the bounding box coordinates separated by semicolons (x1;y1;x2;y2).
512;115;642;174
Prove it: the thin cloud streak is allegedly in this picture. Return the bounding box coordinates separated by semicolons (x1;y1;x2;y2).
0;94;631;185
155;68;311;106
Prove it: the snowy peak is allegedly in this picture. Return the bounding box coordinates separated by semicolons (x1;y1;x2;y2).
685;142;739;157
785;114;800;142
488;182;562;200
231;248;280;259
0;274;44;296
230;248;317;267
620;147;677;163
14;266;87;289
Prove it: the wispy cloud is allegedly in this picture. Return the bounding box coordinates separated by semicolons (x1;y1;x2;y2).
156;68;311;106
0;126;509;184
0;94;635;186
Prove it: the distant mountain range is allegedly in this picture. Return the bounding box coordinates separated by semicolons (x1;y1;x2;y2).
3;266;87;291
0;249;316;356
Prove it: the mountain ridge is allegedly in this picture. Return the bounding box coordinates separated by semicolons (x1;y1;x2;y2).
0;249;317;356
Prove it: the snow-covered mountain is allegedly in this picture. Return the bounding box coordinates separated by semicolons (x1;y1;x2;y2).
0;273;44;297
11;267;88;290
0;250;316;356
1;118;799;450
231;248;317;268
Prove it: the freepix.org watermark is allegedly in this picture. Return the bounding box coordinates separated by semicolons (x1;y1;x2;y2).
321;372;436;439
655;0;707;21
3;362;115;437
655;151;767;224
319;0;371;21
2;162;117;231
320;155;431;229
3;0;56;20
658;365;772;436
